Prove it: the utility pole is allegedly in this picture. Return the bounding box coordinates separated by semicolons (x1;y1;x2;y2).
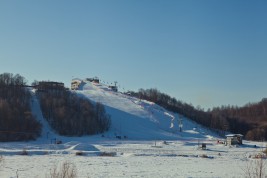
179;115;183;132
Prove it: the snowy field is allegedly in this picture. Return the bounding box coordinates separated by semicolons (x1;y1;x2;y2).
0;80;266;178
0;139;266;178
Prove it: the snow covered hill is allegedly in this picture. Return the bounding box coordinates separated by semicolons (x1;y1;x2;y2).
1;80;267;178
76;80;218;141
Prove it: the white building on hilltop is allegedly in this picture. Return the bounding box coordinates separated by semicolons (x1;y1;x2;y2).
71;78;83;90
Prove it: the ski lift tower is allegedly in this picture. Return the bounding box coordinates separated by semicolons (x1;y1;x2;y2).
179;115;183;132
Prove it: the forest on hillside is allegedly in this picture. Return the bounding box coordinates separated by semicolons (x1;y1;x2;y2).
128;88;267;141
0;72;111;141
0;73;41;141
37;84;111;136
1;72;265;141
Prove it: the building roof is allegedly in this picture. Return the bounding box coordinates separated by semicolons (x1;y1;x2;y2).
72;78;82;81
225;134;243;137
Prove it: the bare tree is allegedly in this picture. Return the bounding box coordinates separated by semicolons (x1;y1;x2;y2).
38;88;110;136
0;155;3;165
129;87;267;141
244;154;266;178
47;161;77;178
0;73;41;141
0;155;4;172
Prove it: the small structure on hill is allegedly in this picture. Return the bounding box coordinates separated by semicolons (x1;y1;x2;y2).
37;81;65;92
201;143;207;150
108;81;118;92
108;85;118;92
225;134;243;146
86;77;99;83
71;78;83;90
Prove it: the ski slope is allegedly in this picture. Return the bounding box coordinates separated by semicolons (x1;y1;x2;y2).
76;81;217;140
1;81;266;178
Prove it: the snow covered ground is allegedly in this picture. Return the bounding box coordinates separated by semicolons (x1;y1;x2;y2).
0;80;266;178
76;81;216;140
1;139;266;178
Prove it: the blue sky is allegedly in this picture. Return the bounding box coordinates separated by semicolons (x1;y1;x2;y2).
0;0;266;109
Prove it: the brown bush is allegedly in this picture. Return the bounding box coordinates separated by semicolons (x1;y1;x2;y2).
244;157;266;178
75;151;84;156
0;155;3;166
200;154;208;158
47;161;77;178
99;152;116;157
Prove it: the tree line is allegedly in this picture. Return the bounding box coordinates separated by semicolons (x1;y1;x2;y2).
1;72;265;141
0;72;111;141
0;73;41;141
37;83;111;136
210;100;267;140
128;88;267;141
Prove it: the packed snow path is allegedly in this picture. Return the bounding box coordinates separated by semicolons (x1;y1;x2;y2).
76;81;218;140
